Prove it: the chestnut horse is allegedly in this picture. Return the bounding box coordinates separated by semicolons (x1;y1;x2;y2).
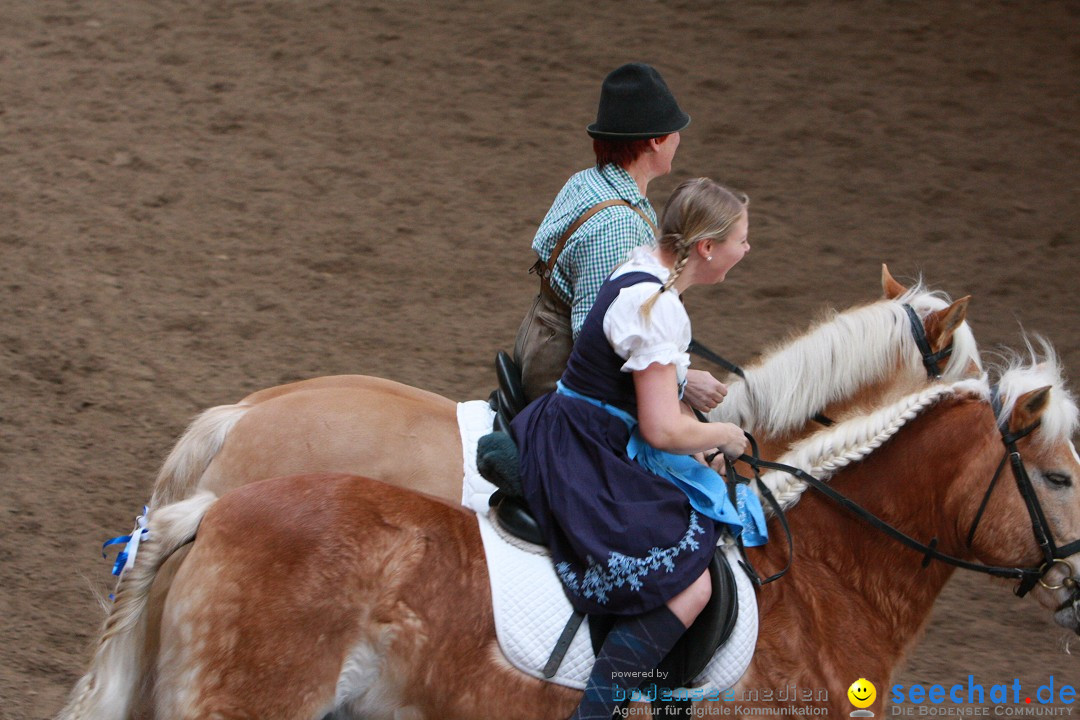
59;351;1080;719
148;267;978;509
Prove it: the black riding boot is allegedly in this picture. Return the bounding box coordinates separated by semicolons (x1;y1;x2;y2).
570;604;687;720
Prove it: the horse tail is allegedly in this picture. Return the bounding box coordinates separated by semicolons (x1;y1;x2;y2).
149;404;248;508
56;491;218;720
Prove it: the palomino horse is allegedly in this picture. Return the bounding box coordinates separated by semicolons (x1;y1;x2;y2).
148;267;978;509
59;350;1080;719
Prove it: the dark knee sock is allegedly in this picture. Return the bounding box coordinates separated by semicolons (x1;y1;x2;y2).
571;604;688;720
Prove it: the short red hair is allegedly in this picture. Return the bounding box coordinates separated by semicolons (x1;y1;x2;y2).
592;137;653;169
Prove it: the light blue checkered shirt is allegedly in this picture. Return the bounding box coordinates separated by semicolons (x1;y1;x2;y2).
532;164;658;337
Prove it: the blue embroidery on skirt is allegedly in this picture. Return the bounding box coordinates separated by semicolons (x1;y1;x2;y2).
555;511;705;604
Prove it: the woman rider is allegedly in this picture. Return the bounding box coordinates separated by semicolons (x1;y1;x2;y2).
512;178;765;719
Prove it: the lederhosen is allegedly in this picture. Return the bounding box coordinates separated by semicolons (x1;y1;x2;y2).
513;200;657;401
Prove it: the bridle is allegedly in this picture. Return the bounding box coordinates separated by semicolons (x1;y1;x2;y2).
726;387;1080;599
902;303;954;379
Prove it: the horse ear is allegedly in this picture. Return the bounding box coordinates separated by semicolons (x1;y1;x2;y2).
882;264;908;299
1010;385;1052;434
923;296;971;353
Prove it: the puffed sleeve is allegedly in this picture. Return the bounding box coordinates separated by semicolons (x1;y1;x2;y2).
602;282;691;377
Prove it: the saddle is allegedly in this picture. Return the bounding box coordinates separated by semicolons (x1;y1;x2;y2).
478;352;740;690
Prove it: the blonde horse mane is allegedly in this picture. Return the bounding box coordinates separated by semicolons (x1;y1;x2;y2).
759;338;1078;510
710;282;981;436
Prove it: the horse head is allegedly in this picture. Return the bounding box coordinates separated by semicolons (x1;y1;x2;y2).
952;343;1080;634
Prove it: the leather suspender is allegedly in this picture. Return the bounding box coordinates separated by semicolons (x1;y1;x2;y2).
533;199;658;311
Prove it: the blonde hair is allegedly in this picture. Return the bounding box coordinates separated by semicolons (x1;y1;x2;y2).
640;178;749;320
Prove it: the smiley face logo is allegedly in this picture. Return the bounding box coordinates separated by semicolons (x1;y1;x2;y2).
847;678;877;709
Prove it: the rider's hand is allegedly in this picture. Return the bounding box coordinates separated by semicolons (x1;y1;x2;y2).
683;369;728;413
707;451;728;476
715;422;748;461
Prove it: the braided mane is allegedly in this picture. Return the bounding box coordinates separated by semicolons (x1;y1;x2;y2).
758;379;984;510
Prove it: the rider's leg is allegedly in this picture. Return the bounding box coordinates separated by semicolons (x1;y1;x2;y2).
570;569;712;720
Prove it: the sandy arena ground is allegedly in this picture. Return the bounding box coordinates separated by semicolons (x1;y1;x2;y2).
1;1;1077;717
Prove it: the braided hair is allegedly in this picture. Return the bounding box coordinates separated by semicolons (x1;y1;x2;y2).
640;178;749;321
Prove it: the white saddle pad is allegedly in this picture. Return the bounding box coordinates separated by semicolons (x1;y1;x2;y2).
457;401;759;692
458;400;501;513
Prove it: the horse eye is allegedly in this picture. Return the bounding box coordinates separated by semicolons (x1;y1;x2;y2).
1044;472;1073;488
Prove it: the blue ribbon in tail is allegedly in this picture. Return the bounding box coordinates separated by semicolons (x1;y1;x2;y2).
102;506;150;577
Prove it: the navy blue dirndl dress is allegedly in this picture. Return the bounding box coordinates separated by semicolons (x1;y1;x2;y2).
510;271;719;617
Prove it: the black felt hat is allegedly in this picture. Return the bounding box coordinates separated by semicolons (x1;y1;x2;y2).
587;63;691;140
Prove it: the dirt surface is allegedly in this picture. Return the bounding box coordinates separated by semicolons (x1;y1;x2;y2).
1;1;1077;717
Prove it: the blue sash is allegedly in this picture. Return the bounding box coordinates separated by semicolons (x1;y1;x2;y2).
557;382;768;546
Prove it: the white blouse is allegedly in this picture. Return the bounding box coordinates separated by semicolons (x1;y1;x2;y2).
602;247;692;383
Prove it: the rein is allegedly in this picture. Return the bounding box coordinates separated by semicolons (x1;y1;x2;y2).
687;339;745;380
718;435;794;587
728;384;1080;596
